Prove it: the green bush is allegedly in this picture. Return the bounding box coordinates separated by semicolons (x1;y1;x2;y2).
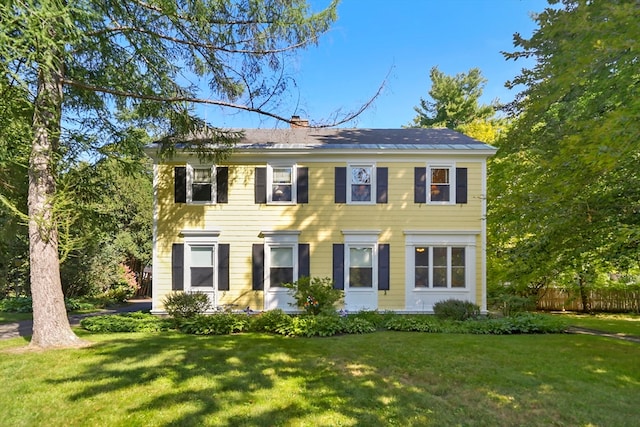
349;310;395;328
249;309;293;333
80;312;171;332
0;296;33;313
385;315;444;332
433;299;480;321
162;292;211;319
284;276;343;315
342;317;376;334
177;314;249;335
461;313;567;335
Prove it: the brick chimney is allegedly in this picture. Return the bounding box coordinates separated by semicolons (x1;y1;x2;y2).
290;115;309;128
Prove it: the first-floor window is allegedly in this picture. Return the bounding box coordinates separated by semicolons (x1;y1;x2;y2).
414;246;466;288
190;245;214;287
270;246;294;287
349;246;373;287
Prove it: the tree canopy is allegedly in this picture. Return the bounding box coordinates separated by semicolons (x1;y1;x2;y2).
488;0;640;308
0;0;341;349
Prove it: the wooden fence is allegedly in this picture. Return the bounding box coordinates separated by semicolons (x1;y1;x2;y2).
537;287;640;312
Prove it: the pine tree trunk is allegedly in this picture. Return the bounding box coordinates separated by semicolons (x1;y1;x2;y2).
28;63;85;349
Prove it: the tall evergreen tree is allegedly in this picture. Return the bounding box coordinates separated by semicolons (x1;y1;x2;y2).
0;0;340;349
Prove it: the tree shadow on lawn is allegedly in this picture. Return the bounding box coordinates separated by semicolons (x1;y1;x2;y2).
42;331;640;426
43;331;500;426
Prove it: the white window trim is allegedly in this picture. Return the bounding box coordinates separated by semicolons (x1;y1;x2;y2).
404;233;476;292
267;164;297;205
427;163;455;205
342;230;380;290
181;229;221;293
347;163;376;205
260;230;301;288
186;164;217;204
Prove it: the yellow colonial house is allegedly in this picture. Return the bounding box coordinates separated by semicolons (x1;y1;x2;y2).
145;125;496;314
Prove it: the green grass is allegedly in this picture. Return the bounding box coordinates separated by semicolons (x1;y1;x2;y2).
1;327;639;426
563;313;640;336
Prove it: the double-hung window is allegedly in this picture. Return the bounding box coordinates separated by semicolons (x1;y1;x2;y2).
268;165;295;203
269;246;294;287
174;165;228;204
349;165;374;203
190;166;215;203
429;166;452;203
414;165;468;204
349;246;374;287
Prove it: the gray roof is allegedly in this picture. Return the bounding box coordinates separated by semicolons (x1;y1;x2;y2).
233;128;495;151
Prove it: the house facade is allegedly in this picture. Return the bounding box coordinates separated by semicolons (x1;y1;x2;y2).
146;127;496;314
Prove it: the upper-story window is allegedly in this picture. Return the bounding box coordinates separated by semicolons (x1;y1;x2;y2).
174;165;228;204
349;165;374;203
255;166;308;205
334;165;388;204
268;165;295;203
429;166;452;203
414;165;467;204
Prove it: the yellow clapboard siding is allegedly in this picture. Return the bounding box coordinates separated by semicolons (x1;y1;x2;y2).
153;160;487;312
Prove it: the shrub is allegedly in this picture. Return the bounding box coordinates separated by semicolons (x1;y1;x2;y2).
342;317;376;334
177;314;249;335
0;296;33;313
250;309;292;333
349;310;395;328
385;315;444;332
162;292;211;319
284;276;343;315
80;312;171;332
433;299;480;321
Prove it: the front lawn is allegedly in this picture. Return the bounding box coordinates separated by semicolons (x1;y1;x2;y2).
1;328;638;426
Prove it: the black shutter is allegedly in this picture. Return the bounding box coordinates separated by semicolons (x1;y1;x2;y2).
171;243;184;291
456;168;468;204
297;167;308;204
378;244;390;291
335;167;346;203
298;243;310;279
174;167;187;203
252;244;264;290
218;244;230;291
254;167;266;204
216;167;229;203
333;244;344;290
376;167;388;204
414;167;426;203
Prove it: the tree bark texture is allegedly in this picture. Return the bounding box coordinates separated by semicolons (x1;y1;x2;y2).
28;64;85;349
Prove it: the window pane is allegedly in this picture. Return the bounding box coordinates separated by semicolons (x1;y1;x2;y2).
452;267;465;288
272;184;292;201
433;267;447;287
351;167;371;184
350;247;372;267
270;247;293;267
431;168;449;183
272;167;292;184
193;168;212;183
349;267;373;287
433;247;447;266
191;246;213;267
415;247;429;266
452;248;465;266
191;267;213;287
270;267;293;287
351;184;371;201
192;183;212;202
415;267;429;288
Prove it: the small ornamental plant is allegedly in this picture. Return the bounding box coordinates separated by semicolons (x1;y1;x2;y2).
284;276;343;315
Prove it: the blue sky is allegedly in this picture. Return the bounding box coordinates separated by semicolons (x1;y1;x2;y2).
207;0;548;129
